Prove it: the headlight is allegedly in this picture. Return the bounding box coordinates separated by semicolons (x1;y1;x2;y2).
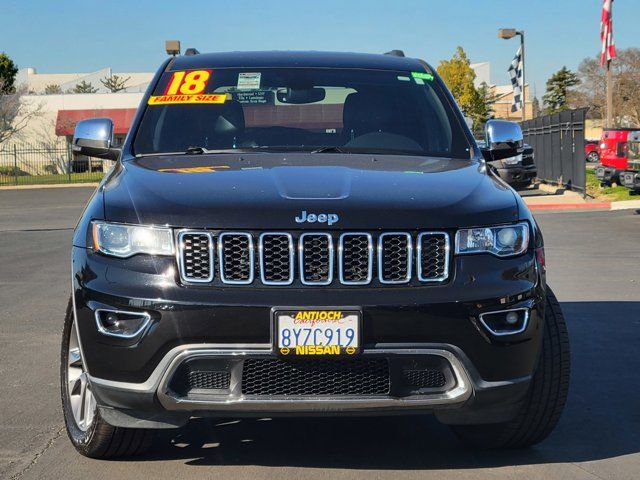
455;222;529;257
502;154;522;165
92;222;174;258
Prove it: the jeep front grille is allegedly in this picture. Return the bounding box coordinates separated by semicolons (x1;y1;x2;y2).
177;230;450;286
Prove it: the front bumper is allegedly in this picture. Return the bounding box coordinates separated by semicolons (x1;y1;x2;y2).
621;171;640;191
72;246;544;427
596;165;622;183
496;165;537;186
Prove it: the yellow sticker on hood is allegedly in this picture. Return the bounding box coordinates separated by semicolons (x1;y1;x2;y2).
148;93;228;105
158;165;230;173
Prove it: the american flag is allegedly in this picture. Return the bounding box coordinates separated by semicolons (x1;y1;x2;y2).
600;0;616;66
508;45;523;113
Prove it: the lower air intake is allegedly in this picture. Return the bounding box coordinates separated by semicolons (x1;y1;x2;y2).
403;369;447;389
241;358;390;396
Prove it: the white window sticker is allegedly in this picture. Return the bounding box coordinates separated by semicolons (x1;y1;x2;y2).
237;72;261;90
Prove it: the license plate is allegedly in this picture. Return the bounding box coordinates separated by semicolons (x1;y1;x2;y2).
274;308;360;356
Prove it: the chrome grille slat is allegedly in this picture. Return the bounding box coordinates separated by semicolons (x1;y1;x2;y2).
417;232;450;282
177;230;449;286
218;232;254;284
339;233;373;285
177;231;214;283
299;233;334;285
378;233;412;284
259;233;294;285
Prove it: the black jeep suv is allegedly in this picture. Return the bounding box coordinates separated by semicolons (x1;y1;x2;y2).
62;51;570;458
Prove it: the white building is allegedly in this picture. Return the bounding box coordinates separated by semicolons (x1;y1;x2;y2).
16;67;153;94
471;62;532;120
470;62;491;88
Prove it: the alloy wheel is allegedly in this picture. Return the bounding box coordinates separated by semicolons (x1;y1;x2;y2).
67;320;96;431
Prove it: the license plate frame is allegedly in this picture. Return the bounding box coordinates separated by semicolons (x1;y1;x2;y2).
272;307;362;356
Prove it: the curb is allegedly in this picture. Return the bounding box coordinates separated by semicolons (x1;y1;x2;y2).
0;183;99;191
527;199;640;212
528;202;611;211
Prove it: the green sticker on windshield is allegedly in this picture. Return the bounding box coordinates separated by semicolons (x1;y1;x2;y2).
411;71;434;81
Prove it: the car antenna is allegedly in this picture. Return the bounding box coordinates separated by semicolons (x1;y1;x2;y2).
184;48;200;56
384;50;405;57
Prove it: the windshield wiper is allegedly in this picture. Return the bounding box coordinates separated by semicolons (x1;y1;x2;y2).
185;146;208;154
136;147;252;157
311;146;348;154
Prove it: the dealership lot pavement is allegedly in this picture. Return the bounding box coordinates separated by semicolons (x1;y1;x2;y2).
1;187;639;480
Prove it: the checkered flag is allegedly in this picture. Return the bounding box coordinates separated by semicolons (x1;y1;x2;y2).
508;45;523;112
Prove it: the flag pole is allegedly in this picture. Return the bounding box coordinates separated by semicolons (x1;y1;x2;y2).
520;31;526;122
606;59;613;127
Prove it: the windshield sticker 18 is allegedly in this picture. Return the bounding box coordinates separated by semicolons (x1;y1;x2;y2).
148;69;227;105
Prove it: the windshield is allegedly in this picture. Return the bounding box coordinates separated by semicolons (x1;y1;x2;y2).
132;67;471;159
628;140;640;160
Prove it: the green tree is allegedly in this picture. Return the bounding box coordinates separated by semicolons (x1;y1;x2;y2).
542;66;580;114
437;47;494;134
532;97;541;118
471;81;497;135
44;84;62;94
0;52;18;94
72;80;98;94
100;74;131;93
437;47;480;114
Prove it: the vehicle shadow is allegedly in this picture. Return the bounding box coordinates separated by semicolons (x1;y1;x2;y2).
139;301;640;470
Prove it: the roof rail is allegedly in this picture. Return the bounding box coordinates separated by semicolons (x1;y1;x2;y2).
384;50;405;57
184;48;200;56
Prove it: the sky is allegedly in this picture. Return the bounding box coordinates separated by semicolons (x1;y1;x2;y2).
1;0;638;99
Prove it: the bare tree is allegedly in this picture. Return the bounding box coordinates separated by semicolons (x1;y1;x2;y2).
0;79;43;144
616;48;640;126
31;119;69;174
570;47;640;127
100;74;131;93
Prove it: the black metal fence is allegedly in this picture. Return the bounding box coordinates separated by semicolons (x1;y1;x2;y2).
521;108;587;192
0;142;109;186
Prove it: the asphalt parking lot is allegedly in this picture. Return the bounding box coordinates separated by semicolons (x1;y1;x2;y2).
1;187;639;480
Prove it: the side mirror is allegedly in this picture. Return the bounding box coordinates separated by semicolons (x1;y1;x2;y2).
72;118;121;160
484;119;523;161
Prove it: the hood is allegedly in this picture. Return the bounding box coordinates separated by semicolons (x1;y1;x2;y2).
103;154;518;229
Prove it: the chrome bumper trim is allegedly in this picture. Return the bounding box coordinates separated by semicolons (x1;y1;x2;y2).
87;343;272;393
154;348;472;411
88;345;480;412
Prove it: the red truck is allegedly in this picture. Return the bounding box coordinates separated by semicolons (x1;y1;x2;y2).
584;140;599;163
595;128;636;185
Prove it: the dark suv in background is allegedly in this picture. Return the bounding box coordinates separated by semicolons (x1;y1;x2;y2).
61;50;570;458
478;139;536;188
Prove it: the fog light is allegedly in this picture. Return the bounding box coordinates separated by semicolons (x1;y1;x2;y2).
479;308;529;336
505;311;519;325
95;309;151;338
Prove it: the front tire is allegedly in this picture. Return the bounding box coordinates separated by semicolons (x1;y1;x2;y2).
451;287;570;449
61;298;154;458
587;151;599;163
